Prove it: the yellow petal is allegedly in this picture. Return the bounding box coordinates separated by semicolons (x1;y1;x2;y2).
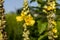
16;16;23;21
43;9;47;13
43;5;47;9
51;21;57;26
47;6;52;10
25;19;31;26
30;20;35;26
21;13;25;16
24;14;35;26
52;28;57;33
25;20;35;26
24;14;33;21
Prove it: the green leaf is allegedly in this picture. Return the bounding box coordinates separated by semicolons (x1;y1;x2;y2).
37;20;47;34
38;32;48;40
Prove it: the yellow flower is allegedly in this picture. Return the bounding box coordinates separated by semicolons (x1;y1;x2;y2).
52;6;55;9
51;3;55;10
51;21;57;26
47;1;55;10
50;1;55;7
43;9;47;13
24;14;33;20
24;14;35;26
43;5;47;9
21;12;25;16
52;28;57;33
25;20;35;26
16;16;23;21
52;1;56;6
47;6;52;11
21;12;27;15
16;12;27;21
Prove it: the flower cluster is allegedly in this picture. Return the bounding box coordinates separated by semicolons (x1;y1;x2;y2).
0;0;7;40
16;0;35;40
16;11;35;26
24;14;35;26
52;28;58;38
16;11;26;21
43;0;58;40
51;20;57;26
43;1;56;13
51;20;58;38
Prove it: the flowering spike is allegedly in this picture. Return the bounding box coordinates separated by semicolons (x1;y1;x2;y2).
16;0;35;40
43;0;58;40
0;0;7;40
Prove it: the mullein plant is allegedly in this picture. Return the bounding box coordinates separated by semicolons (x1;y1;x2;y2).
0;0;7;40
16;0;35;40
43;0;58;40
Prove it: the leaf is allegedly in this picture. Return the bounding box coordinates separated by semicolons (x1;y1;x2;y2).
38;32;48;40
37;20;47;34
